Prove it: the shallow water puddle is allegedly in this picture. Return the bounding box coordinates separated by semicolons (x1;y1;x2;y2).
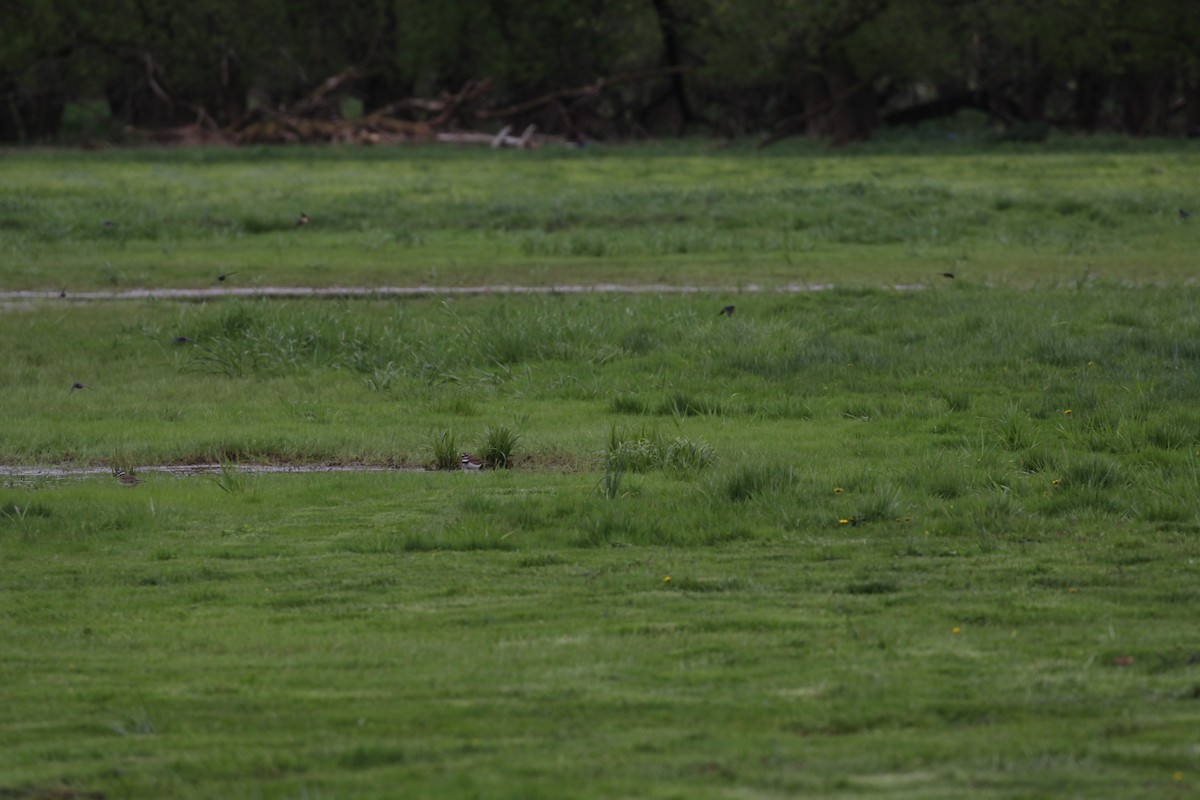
0;282;861;304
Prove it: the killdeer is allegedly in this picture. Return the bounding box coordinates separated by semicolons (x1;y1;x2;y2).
217;271;237;282
69;381;87;393
460;453;484;471
719;305;735;318
115;470;143;486
297;212;310;227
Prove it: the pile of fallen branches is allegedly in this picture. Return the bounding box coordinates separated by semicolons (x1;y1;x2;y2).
141;66;684;147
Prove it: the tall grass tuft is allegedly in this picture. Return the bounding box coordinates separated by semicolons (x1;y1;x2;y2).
997;405;1039;451
481;425;520;468
598;453;627;500
609;394;647;415
604;424;715;475
605;423;661;472
428;430;461;471
1062;454;1122;490
1018;446;1056;474
716;461;795;503
655;391;727;418
207;461;248;495
109;451;138;477
661;436;717;474
851;484;905;523
0;500;50;529
935;389;972;413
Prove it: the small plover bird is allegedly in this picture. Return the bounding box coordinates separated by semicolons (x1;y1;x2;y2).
115;470;143;486
297;212;310;227
217;271;237;282
460;453;484;471
69;381;87;393
719;305;735;318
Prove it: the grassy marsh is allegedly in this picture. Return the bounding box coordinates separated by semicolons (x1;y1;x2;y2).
1;138;1198;291
5;287;1200;534
3;143;1200;798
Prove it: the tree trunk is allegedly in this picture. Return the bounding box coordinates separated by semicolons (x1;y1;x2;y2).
218;47;246;126
1021;36;1051;122
1120;73;1151;134
1184;71;1200;134
1072;70;1105;132
0;84;65;142
824;58;877;145
649;0;693;134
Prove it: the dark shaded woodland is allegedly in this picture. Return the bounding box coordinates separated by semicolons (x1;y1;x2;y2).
3;0;1198;144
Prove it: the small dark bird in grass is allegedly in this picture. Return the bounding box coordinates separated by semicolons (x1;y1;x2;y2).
59;287;67;298
69;381;87;393
101;220;115;229
1180;209;1191;220
217;271;236;282
460;453;484;471
115;470;143;486
171;336;192;345
297;212;310;227
719;305;735;318
941;272;956;279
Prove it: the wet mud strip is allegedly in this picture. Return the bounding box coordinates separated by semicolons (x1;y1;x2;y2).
0;463;427;480
0;283;875;304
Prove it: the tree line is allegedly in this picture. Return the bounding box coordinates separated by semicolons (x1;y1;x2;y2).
3;0;1198;144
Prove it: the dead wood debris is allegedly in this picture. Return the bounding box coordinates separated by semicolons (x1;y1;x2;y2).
136;67;686;147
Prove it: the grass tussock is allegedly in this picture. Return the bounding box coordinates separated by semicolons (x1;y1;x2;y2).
205;461;249;495
604;424;715;476
480;425;520;469
427;429;460;471
714;460;797;503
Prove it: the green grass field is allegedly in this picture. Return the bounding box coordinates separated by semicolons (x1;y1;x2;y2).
2;141;1199;798
2;136;1198;291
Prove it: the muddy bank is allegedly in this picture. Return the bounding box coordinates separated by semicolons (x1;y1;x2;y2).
0;463;427;480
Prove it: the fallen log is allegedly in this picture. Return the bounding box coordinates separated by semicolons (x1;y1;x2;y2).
141;66;688;146
288;66;360;118
437;124;542;148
